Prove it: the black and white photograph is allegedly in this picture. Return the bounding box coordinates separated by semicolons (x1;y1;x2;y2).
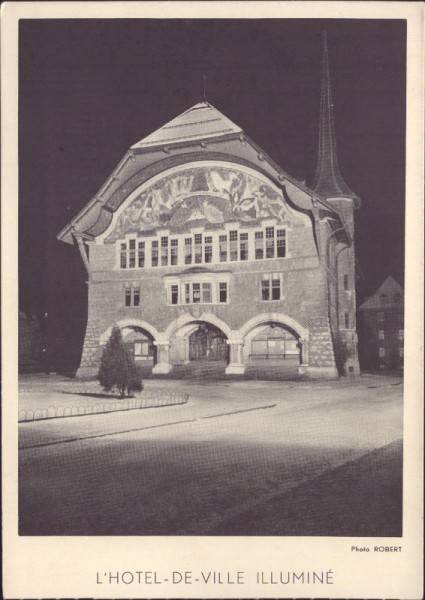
2;2;423;599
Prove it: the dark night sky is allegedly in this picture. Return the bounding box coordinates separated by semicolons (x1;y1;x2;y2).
19;19;406;369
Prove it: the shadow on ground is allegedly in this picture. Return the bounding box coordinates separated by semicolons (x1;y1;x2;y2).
212;439;402;536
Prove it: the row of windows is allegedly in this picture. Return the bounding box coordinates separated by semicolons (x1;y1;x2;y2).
378;329;404;340
123;274;284;306
170;282;228;305
119;227;286;269
379;347;404;358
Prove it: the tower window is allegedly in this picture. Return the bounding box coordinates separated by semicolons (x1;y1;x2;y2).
344;312;350;328
379;347;386;358
343;274;349;290
378;329;385;340
398;329;404;340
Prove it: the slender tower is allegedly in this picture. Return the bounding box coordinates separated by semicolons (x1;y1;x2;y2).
312;33;361;375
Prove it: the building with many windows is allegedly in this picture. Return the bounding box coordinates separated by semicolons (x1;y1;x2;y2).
58;39;361;379
357;276;404;371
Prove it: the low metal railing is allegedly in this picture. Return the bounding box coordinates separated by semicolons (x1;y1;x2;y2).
18;390;189;423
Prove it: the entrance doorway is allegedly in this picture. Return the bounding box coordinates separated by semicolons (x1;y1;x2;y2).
189;323;228;361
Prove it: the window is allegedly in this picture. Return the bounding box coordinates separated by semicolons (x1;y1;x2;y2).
202;283;212;303
219;282;227;303
194;234;202;264
185;283;190;304
129;240;136;268
240;233;248;261
138;242;145;268
161;236;168;266
120;243;127;268
379;347;386;358
192;283;201;303
398;329;404;340
380;293;387;304
219;235;227;262
378;311;385;322
204;236;213;263
134;341;149;358
229;230;238;261
125;284;131;306
255;231;264;259
272;277;281;300
124;283;139;307
344;312;350;328
378;330;385;340
343;274;349;291
170;239;178;265
261;274;282;301
265;227;275;258
151;240;159;267
171;284;179;305
261;279;270;301
276;229;286;258
399;347;404;358
185;238;192;265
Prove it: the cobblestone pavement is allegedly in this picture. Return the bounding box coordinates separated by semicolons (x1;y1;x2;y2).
19;374;403;535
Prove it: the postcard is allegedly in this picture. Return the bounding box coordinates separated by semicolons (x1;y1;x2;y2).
2;2;423;598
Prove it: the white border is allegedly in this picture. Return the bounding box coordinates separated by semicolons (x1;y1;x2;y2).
2;3;423;599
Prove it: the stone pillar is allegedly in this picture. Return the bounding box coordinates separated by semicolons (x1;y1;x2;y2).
152;341;172;374
297;337;309;375
76;319;101;379
304;322;339;379
225;341;245;375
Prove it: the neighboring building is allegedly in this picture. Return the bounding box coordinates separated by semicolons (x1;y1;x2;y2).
358;276;404;371
58;38;361;379
19;311;45;372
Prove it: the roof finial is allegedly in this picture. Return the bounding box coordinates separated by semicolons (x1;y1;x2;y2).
311;32;358;201
202;74;207;101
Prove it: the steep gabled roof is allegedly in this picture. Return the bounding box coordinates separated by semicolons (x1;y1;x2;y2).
358;276;404;311
131;102;242;149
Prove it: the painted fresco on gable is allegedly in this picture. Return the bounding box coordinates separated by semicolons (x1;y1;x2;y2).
105;166;298;242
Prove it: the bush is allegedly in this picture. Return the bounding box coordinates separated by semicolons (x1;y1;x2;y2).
98;326;143;398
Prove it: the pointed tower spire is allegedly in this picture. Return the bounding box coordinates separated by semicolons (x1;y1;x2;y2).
312;33;358;201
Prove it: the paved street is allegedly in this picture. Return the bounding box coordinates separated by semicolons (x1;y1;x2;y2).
19;374;403;536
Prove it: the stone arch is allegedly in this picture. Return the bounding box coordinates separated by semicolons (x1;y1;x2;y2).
161;312;232;342
237;312;309;342
99;319;160;345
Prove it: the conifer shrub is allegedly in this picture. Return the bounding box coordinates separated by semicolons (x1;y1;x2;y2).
98;325;143;398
